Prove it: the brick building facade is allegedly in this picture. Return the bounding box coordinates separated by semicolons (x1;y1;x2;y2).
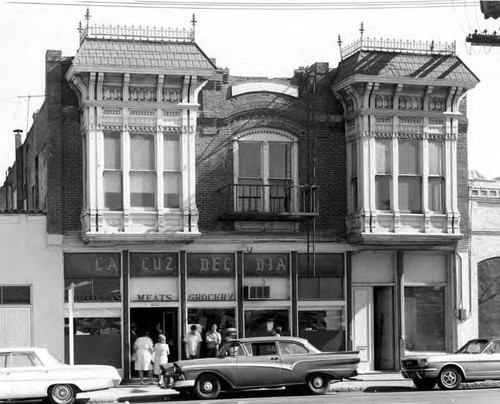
0;22;479;377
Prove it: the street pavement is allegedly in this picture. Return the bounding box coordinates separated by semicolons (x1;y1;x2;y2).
78;373;500;403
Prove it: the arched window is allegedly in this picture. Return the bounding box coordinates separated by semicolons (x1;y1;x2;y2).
233;129;297;213
478;258;500;337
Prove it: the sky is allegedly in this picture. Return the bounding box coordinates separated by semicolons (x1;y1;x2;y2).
0;0;499;184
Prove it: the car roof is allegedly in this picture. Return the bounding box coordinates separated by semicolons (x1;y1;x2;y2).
0;347;48;354
230;336;310;344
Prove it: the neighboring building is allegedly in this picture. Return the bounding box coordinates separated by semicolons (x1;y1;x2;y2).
0;19;479;377
0;214;63;359
469;175;500;340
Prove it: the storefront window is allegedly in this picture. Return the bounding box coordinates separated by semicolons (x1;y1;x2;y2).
188;308;236;358
244;309;289;337
298;253;344;300
64;253;121;302
404;286;445;351
65;317;121;367
299;309;345;352
243;253;290;300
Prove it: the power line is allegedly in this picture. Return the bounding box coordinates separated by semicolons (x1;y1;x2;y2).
7;0;480;11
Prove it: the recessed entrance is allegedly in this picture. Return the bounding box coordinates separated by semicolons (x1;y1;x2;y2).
373;286;395;370
129;308;178;378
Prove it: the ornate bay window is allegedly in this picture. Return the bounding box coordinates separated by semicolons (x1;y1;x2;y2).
65;24;216;242
337;82;467;242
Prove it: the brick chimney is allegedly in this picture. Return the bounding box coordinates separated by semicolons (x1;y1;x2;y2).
13;129;23;149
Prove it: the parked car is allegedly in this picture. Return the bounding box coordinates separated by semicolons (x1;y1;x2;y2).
401;337;500;390
0;347;121;404
167;336;360;399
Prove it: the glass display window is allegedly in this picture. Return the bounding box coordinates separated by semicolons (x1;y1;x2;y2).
298;309;345;352
244;309;289;338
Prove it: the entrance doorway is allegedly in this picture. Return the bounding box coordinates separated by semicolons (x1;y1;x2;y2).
129;308;178;378
373;286;395;370
353;286;395;372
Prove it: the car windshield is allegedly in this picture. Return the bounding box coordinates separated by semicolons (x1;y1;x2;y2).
456;339;490;354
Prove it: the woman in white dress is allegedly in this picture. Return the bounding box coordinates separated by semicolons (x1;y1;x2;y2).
153;334;170;387
133;331;154;384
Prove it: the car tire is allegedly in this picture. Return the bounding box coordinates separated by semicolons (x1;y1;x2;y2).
413;378;436;390
48;384;76;404
306;374;330;395
194;374;221;400
438;367;462;390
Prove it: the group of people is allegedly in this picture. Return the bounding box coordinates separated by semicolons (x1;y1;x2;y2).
131;323;224;387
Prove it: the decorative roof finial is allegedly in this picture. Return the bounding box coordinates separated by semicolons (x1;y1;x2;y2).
360;22;365;47
191;13;197;41
77;21;83;36
85;8;91;29
338;35;343;59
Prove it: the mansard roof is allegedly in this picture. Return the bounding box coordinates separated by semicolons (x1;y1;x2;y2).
71;38;217;75
333;50;479;88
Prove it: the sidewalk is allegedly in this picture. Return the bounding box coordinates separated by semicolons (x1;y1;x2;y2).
80;373;500;403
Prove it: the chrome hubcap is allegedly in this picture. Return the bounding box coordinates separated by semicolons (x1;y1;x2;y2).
312;377;324;388
53;385;71;403
202;380;213;392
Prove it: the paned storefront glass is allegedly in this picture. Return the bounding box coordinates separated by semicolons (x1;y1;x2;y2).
244;309;289;337
478;258;500;337
298;253;344;300
187;308;236;358
404;286;445;351
299;309;345;352
65;317;121;368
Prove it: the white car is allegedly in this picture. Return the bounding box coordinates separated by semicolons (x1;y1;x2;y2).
0;347;121;404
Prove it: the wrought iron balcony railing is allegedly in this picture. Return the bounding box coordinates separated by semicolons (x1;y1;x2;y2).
217;183;319;219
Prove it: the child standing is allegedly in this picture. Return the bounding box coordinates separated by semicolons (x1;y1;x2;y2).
153;334;170;387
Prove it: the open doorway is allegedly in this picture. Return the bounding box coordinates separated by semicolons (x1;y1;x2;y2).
373;286;395;370
129;308;178;378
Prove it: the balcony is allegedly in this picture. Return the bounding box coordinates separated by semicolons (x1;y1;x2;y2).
217;184;318;231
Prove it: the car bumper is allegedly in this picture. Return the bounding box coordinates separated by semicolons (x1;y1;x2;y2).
172;380;195;389
402;368;439;379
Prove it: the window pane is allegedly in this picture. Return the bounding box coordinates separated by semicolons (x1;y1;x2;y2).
244;309;289;337
299;310;345;351
405;286;445;351
10;353;34;367
376;139;391;174
429;141;443;176
104;133;121;170
130;134;155;170
399;139;421;175
269;142;291;179
375;175;391;210
130;172;156;207
104;171;122;210
163;134;180;171
399;177;421;212
239;142;261;178
429;177;444;212
2;286;31;304
236;179;263;212
164;172;181;208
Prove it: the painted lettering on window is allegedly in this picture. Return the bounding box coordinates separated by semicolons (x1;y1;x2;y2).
136;294;174;302
95;257;119;273
188;293;235;301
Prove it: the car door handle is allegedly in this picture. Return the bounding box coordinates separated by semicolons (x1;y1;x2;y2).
270;357;279;361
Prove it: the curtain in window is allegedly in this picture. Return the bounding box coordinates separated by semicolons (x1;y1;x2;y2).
130;172;156;207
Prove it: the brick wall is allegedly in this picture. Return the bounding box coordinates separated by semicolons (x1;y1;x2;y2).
196;65;347;235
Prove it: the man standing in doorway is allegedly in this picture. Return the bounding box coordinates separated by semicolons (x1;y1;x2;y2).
206;324;222;357
183;324;202;359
